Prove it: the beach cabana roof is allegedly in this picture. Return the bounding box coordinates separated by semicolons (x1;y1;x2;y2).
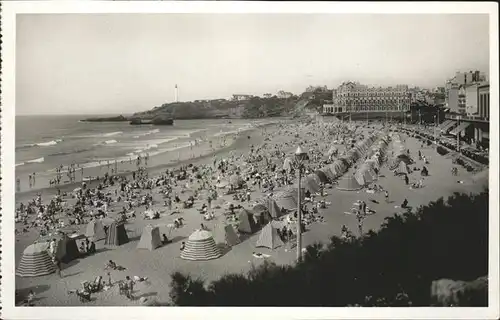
180;230;221;261
16;243;56;278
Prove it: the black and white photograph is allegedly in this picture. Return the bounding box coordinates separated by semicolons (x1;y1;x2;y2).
1;2;498;320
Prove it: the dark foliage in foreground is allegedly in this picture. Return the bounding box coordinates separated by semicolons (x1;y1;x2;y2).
170;191;488;306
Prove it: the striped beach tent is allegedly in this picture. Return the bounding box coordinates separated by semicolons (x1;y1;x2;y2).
180;230;221;261
16;243;56;277
105;222;129;246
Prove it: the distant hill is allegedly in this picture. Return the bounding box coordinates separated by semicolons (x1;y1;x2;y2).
133;96;301;120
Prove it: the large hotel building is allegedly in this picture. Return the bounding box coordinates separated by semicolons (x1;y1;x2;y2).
323;82;411;114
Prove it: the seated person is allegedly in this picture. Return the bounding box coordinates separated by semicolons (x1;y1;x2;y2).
105;260;117;270
162;234;171;245
401;198;409;208
180;242;186;251
88;241;96;254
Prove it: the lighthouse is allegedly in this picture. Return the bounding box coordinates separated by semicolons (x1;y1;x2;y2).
175;84;179;103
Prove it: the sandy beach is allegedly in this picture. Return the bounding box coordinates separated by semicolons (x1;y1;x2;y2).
14;118;488;306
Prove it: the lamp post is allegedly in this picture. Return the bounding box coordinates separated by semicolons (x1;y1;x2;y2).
457;116;461;152
295;146;308;262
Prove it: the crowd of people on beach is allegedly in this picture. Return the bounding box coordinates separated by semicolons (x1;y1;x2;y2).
16;116;486;306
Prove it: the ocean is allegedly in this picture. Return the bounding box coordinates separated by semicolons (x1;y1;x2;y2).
15;115;267;184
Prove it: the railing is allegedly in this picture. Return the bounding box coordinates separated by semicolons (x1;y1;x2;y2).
445;114;489;123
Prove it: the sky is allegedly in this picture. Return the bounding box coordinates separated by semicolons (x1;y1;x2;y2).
16;14;490;115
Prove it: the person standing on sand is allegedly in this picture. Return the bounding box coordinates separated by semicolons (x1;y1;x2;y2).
28;175;32;189
16;178;21;192
32;173;36;186
384;190;389;203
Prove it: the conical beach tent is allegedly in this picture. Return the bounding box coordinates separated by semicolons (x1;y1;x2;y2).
16;243;56;277
336;175;364;191
214;223;241;246
253;203;273;225
180;230;221;261
137;225;162;251
274;190;297;211
266;198;283;219
105;222;129;246
237;208;259;234
256;223;284;250
85;219;106;241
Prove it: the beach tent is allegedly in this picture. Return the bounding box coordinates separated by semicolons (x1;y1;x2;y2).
214;223;241;247
105;222;129;246
354;167;374;186
16;243;56;277
282;157;293;173
255;223;284;250
237;208;259;234
336;175;364;191
53;233;81;264
180;230;221;261
321;166;336;181
396;161;410;175
273;190;297;211
314;170;329;184
229;174;244;189
137;225;162;251
85;219;106;241
302;174;321;194
266;198;283;219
